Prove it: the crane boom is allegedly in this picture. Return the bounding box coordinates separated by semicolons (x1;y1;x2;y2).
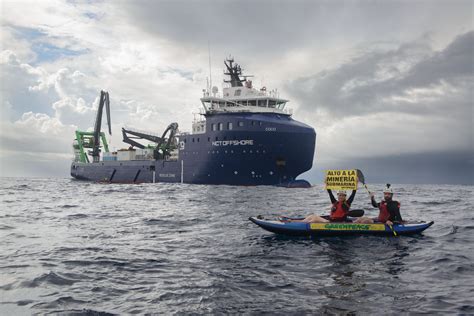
91;91;111;162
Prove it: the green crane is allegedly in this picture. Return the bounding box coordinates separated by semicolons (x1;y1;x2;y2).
72;91;111;163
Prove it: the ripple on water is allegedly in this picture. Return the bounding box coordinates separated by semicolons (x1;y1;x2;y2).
20;272;79;288
60;204;79;209
65;213;89;219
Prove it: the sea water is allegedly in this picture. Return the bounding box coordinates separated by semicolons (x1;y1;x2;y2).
1;178;473;314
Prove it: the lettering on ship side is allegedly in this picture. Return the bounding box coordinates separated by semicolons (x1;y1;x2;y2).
212;140;254;146
159;173;176;178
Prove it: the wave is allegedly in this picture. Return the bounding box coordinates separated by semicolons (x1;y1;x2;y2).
20;272;78;288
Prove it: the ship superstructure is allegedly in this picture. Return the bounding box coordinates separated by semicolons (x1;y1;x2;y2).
71;58;316;185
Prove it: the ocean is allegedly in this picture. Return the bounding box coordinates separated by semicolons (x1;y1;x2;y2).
1;177;473;314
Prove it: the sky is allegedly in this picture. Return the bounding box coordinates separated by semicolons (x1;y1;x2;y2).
0;0;472;184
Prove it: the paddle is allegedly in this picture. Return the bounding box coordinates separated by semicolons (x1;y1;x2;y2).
387;222;398;236
389;225;398;236
356;169;371;195
348;209;364;217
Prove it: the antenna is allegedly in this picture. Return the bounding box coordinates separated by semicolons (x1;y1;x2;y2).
208;41;212;94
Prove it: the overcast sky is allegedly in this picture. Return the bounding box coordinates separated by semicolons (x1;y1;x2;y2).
0;0;472;184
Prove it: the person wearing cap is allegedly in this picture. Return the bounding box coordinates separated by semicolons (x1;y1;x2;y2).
355;184;403;224
286;189;356;223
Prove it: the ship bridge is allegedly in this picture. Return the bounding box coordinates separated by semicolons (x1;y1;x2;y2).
200;94;291;115
200;57;292;116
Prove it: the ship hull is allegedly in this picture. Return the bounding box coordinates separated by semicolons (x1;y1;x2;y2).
71;113;316;185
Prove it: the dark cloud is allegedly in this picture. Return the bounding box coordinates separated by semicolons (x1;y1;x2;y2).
121;0;318;57
286;31;473;117
404;31;474;86
120;0;471;58
304;150;474;185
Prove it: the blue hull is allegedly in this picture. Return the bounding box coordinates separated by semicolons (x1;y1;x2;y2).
71;113;316;185
249;217;434;236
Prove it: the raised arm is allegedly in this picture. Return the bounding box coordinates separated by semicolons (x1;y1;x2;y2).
347;190;356;205
370;194;379;208
327;189;336;204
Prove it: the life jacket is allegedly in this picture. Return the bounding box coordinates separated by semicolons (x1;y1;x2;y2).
330;201;350;221
378;200;400;222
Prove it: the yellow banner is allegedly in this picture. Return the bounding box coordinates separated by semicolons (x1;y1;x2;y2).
324;169;358;190
310;223;386;231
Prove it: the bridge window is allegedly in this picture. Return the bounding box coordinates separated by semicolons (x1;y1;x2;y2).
228;122;233;130
234;89;241;96
238;121;244;127
258;99;267;107
248;100;256;106
211;123;216;131
277;102;287;110
218;123;223;131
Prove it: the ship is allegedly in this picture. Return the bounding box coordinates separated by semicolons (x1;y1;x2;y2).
70;58;316;186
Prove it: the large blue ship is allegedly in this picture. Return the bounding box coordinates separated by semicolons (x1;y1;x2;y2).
70;58;316;185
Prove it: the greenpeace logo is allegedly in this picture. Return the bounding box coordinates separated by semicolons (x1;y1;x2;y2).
310;223;386;231
324;223;370;230
212;140;254;146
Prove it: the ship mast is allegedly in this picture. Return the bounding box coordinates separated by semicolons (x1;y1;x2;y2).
224;57;245;87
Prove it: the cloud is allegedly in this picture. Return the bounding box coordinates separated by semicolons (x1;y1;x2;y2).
0;112;76;156
0;50;99;124
304;149;474;185
0;50;57;119
0;111;77;175
120;0;473;60
284;32;473;170
286;31;473;117
51;97;96;127
316;112;471;160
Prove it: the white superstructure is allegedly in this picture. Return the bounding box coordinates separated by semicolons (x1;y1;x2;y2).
200;58;291;116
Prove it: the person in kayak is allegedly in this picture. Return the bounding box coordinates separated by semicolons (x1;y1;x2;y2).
286;189;357;223
355;184;403;225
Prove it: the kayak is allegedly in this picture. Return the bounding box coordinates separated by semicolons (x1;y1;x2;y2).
248;216;434;237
